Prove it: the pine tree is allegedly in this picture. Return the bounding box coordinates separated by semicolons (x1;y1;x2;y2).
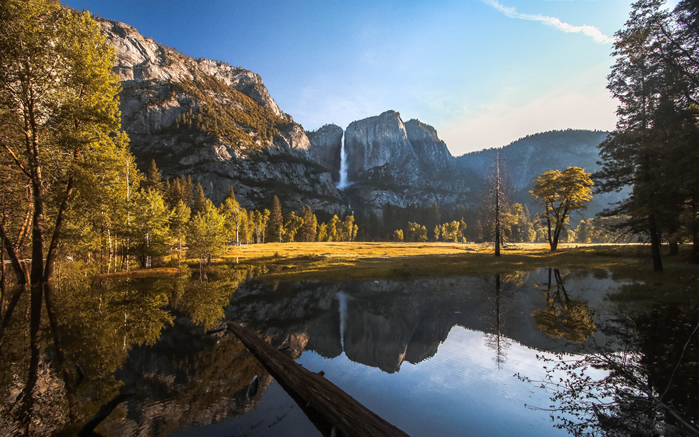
192;183;207;217
170;200;190;265
595;0;672;270
142;159;164;193
223;185;237;203
300;206;317;242
269;195;284;243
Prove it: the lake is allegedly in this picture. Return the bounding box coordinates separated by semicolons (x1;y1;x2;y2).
1;266;696;436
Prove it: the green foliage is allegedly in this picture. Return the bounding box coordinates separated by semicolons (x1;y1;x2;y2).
131;190;172;268
283;211;304;242
221;192;245;246
269;195;284;243
300;206;317;242
142;159;164;193
164;175;194;210
531;167;593;251
572;216;632;243
317;223;328;242
192;183;208;217
407;222;428;242
393;229;404;242
187;200;227;265
170;200;191;264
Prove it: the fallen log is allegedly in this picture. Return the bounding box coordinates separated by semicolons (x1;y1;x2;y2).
227;322;410;437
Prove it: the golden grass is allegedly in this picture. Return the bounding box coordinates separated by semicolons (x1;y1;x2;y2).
219;242;677;282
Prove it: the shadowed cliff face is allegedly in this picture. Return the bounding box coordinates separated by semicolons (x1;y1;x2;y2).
306;124;343;183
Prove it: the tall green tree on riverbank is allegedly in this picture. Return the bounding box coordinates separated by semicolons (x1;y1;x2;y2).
596;0;699;270
0;0;129;416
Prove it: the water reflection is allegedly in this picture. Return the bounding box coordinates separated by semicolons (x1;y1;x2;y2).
1;265;691;436
531;269;596;343
523;304;699;436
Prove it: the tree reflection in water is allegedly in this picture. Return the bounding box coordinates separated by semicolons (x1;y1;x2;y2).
483;273;523;368
520;303;699;436
532;268;596;344
0;263;248;436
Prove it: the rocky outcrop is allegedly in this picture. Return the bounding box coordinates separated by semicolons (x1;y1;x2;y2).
99;18;347;213
340;111;472;217
306;124;343;182
405;119;454;171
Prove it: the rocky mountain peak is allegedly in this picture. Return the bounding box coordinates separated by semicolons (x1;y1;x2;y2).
98;18;288;121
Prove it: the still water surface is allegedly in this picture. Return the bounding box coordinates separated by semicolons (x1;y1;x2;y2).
1;266;696;436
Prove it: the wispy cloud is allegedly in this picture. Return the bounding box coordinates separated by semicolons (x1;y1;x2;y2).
482;0;615;44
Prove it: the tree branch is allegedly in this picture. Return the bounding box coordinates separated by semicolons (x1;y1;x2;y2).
0;140;31;179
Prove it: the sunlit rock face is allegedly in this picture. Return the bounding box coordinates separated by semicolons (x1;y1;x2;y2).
98;18;346;214
100;18;286;119
341;111;472;216
307;124;343;182
345;111;418;182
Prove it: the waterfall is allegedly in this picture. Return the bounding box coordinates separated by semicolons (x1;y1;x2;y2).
338;292;348;351
336;131;350;190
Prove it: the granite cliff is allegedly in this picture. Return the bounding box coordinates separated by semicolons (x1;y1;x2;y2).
338;110;472;218
99;18;346;214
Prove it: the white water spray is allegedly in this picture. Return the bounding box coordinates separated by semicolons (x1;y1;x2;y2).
338;292;348;351
336;132;350;190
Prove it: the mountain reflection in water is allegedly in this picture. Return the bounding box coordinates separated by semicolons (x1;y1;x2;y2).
1;266;696;436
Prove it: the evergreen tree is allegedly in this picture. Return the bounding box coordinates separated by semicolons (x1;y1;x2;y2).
594;0;681;270
170;200;190;265
142;159;164;193
269;195;284;243
192;183;207;217
300;206;317;242
223;185;237;203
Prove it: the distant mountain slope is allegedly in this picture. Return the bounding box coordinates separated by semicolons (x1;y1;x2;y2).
456;129;624;218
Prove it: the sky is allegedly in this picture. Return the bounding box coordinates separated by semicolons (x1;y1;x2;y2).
61;0;664;156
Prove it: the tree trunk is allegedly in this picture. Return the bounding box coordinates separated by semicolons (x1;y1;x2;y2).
227;322;410;437
669;233;679;255
649;213;664;272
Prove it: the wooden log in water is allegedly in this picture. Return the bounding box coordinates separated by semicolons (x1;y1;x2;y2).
227;322;410;437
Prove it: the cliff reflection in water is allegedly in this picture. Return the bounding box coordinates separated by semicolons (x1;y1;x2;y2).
227;269;605;374
0;266;623;436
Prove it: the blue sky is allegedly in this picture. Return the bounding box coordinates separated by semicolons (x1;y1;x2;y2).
63;0;663;155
